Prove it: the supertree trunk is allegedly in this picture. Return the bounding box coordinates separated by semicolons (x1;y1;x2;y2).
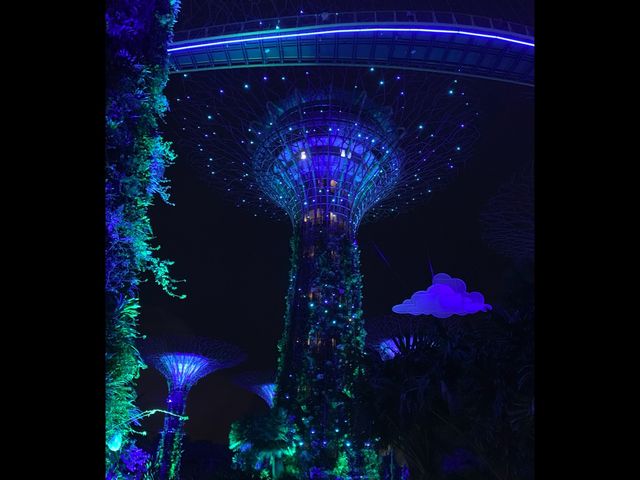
156;389;188;480
276;220;377;478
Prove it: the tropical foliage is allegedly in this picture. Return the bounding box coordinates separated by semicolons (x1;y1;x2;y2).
363;271;534;480
105;0;183;477
230;408;302;479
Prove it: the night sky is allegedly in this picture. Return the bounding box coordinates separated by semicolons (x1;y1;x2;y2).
134;0;534;451
175;0;533;29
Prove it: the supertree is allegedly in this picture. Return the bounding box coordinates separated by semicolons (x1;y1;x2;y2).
479;165;534;262
165;65;478;479
144;335;246;480
365;314;439;361
233;370;277;408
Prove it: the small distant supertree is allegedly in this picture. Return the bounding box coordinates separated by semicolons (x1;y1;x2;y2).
480;167;534;262
144;336;246;480
365;314;439;361
233;370;277;408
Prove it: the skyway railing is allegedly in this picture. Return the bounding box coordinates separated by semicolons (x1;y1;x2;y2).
171;10;534;43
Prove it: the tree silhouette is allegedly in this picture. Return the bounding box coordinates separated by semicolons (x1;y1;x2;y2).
361;310;533;480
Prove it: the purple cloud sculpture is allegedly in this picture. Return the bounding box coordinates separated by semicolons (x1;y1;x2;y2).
392;273;492;318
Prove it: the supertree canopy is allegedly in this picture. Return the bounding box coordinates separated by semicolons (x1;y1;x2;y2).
169;68;477;224
164;65;478;479
144;336;246;480
234;370;278;408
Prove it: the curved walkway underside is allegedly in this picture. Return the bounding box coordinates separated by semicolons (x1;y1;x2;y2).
168;11;534;87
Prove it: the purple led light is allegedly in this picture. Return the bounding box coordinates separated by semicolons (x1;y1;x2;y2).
168;27;535;53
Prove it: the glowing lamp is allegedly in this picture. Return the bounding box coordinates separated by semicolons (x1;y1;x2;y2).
107;431;123;452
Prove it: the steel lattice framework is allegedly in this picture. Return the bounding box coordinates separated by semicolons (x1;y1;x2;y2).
166;66;479;225
365;314;440;361
253;90;402;231
168;10;534;86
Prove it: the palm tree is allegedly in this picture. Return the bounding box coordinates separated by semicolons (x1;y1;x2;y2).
362;309;533;480
229;407;300;479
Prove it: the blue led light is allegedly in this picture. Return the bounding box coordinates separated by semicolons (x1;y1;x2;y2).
168;27;535;53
